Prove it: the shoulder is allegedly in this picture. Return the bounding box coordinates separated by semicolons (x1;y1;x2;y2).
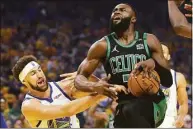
21;99;40;115
176;72;187;88
146;33;160;45
87;37;108;59
89;37;107;51
176;72;186;81
146;33;162;51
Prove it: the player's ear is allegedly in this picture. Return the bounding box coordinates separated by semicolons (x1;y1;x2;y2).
22;80;28;85
131;16;137;23
168;54;171;60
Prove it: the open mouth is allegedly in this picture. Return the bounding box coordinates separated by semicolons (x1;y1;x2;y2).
113;17;122;22
37;78;45;85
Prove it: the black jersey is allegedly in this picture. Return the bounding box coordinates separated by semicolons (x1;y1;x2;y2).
102;31;153;103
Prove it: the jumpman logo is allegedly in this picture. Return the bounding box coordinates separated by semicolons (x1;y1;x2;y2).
112;45;119;53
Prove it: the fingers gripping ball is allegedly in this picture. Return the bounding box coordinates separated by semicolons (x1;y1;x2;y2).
128;70;160;97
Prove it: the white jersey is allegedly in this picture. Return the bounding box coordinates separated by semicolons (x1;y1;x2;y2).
23;82;80;128
161;69;178;117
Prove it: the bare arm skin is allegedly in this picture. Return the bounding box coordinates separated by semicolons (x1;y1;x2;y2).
175;72;188;127
75;39;107;91
21;94;105;121
58;72;126;99
74;38;117;99
132;34;172;87
57;74;100;99
168;0;191;38
146;34;173;87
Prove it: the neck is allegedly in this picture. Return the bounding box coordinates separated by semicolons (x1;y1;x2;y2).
29;84;50;99
116;24;135;44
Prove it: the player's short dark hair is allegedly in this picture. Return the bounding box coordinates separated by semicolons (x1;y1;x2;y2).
12;55;38;81
123;3;137;17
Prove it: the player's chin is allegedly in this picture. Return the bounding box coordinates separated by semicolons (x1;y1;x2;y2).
36;81;47;90
39;85;48;92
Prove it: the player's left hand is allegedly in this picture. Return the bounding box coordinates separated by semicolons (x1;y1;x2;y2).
131;58;155;78
60;71;77;81
174;116;184;128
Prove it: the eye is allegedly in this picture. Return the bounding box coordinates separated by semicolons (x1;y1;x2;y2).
120;8;126;12
31;71;35;75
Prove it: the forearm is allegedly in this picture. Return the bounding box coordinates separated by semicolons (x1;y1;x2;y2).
154;60;172;87
66;94;105;116
168;0;191;38
71;86;95;99
75;74;97;92
177;104;188;118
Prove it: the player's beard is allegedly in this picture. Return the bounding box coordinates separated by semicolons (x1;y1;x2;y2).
28;81;48;92
110;16;131;33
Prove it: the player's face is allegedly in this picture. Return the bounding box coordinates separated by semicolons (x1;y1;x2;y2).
24;66;48;92
110;4;134;32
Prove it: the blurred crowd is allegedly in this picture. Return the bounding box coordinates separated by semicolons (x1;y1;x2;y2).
0;1;192;128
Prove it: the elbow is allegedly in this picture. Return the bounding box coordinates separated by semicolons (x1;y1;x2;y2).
173;24;191;38
173;25;183;35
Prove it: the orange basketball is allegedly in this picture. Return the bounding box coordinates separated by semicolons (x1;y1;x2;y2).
128;70;160;97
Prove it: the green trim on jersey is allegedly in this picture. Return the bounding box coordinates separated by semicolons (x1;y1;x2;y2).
105;36;111;63
143;33;151;58
153;97;167;127
112;31;139;48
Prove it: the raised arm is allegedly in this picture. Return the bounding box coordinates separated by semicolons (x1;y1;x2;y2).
168;0;191;38
147;34;173;87
21;95;105;121
175;72;188;127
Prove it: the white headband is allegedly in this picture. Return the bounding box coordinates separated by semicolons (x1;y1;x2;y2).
19;61;40;82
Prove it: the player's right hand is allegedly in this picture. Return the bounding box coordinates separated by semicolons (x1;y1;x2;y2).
93;74;118;100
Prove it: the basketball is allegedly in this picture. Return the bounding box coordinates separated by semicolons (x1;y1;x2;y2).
128;70;160;97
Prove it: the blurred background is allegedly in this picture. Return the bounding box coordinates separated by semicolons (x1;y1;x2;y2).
0;0;192;128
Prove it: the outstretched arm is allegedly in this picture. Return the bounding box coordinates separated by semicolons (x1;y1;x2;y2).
22;94;105;121
58;73;101;99
168;0;191;38
175;72;188;127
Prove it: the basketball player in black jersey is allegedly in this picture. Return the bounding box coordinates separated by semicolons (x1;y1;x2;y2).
74;3;173;128
118;0;192;39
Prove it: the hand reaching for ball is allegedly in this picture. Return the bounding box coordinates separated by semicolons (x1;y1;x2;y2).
131;58;155;78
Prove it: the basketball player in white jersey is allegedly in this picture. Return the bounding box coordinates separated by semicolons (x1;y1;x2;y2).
158;44;188;128
12;55;127;128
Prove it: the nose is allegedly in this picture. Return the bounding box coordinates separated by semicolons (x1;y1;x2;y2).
36;71;42;78
114;10;121;15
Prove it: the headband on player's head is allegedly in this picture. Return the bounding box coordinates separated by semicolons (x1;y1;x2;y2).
19;61;40;82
